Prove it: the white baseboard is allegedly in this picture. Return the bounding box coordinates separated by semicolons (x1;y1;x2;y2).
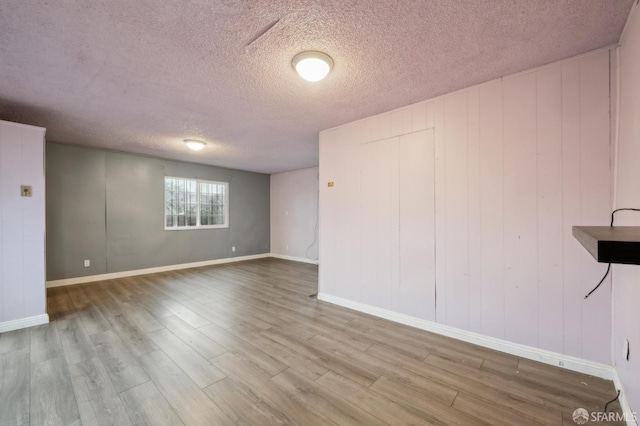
269;253;319;265
46;253;272;288
317;292;615;380
0;314;49;333
612;369;638;426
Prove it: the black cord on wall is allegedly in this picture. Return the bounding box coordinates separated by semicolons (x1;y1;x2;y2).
584;208;640;299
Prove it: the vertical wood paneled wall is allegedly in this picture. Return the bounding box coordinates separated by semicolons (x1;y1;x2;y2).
0;120;47;324
319;49;612;363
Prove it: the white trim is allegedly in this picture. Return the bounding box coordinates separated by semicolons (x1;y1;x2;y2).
317;293;615;380
269;253;319;265
0;314;49;333
46;253;271;288
612;369;638;426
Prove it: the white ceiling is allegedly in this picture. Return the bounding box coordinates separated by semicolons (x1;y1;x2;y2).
0;0;633;174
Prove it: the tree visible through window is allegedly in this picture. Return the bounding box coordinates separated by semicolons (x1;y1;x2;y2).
164;177;228;229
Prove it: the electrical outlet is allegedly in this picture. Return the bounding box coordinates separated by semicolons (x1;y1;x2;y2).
84;259;90;267
624;338;630;361
20;185;32;197
232;246;236;252
286;245;289;251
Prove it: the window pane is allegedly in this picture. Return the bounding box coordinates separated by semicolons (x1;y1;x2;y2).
165;177;200;228
199;181;226;226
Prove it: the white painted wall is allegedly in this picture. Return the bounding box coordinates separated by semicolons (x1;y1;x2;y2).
613;4;640;414
270;167;319;262
0;120;48;331
319;49;612;363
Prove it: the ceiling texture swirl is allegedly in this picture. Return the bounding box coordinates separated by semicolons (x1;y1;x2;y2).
0;0;633;173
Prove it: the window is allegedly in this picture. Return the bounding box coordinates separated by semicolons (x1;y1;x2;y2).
164;177;228;230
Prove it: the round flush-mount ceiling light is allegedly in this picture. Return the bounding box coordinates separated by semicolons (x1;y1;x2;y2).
184;139;206;151
292;51;333;82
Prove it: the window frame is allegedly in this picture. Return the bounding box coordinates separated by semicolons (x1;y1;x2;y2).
164;176;229;231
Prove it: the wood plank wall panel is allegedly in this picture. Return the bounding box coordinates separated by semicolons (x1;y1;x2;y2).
478;81;505;339
535;64;564;354
578;52;612;363
560;59;584;358
319;50;612;363
20;125;46;318
398;130;435;320
502;72;539;347
360;138;393;309
441;92;470;330
339;124;364;303
318;130;340;298
466;88;482;334
433;99;447;323
1;124;25;322
0;121;46;324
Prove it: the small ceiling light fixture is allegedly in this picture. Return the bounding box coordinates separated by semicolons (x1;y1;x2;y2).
184;139;206;151
292;51;333;82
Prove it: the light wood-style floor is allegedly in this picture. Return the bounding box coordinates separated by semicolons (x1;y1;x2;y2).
0;258;624;425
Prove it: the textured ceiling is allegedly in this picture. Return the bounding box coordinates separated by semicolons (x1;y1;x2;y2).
0;0;633;173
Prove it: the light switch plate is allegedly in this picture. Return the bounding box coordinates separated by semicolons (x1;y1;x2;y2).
20;185;32;197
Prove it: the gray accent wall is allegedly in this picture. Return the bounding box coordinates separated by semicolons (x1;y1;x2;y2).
46;143;270;280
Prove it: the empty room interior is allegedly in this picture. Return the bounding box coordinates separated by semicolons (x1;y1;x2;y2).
2;1;640;425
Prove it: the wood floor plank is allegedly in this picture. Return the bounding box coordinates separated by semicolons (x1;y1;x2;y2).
0;348;30;426
228;323;328;381
30;357;80;426
157;299;212;329
280;317;374;352
66;284;94;310
316;370;435;426
46;287;77;321
119;381;184;426
68;357;132;426
453;392;550;426
261;328;380;387
211;351;337;426
370;376;486;426
57;316;98;365
352;315;518;367
204;300;274;330
127;293;174;319
307;333;458;404
271;367;388;426
516;358;618;399
107;313;158;357
147;328;225;388
90;330;150;393
368;343;561;424
179;299;240;329
137;350;233;425
76;305;112;336
0;329;29;355
203;377;286;426
199;324;287;377
122;303;165;333
425;353;598;414
158;315;227;359
30;323;63;365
